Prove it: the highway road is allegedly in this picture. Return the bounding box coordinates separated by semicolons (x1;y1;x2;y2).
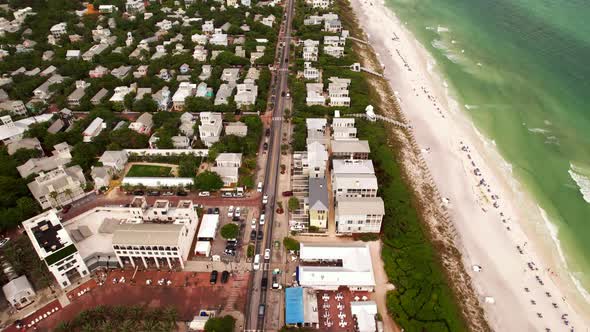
244;0;295;329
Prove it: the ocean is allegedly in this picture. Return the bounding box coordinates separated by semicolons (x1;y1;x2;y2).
383;0;590;301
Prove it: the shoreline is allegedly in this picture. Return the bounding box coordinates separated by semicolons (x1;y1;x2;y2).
348;0;590;329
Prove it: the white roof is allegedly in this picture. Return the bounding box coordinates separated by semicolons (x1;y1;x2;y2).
194;241;211;256
332;159;374;175
336;197;384;216
84;117;104;135
0;114;53;141
298;243;375;288
332;173;378;190
350;301;378;332
197;214;219;238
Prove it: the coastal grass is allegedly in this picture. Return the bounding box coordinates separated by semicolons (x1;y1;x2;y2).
126;165;173;177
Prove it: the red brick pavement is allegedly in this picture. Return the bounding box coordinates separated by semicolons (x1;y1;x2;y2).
316;287;371;331
4;270;250;332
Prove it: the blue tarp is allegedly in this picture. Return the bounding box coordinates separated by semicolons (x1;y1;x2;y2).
285;287;304;324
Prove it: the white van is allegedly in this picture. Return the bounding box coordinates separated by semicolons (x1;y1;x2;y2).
259;214;265;225
257;182;263;192
253;254;261;270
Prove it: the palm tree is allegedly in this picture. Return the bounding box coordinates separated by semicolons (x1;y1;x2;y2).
49;191;60;207
64;188;73;203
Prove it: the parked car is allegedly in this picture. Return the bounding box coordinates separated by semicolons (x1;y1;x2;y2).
133;190;145;196
61;204;72;213
257;230;264;241
260;214;265;225
250;231;257;242
213;208;220;214
257;182;263;192
282;191;293;197
176;191;188;196
0;237;10;248
253;254;261;270
262;195;268;204
221;271;229;284
222;192;233;198
258;304;265;317
232;216;240;222
264;248;271;261
261;277;268;289
228;206;234;217
263;142;268;150
147;191;160;196
198;191;210;197
162;191;174;196
210;270;218;284
265;128;271;137
272;274;280;289
235;207;241;217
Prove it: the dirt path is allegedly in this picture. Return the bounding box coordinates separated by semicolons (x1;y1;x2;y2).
368;241;400;332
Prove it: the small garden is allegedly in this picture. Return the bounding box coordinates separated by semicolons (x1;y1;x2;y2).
126;165;173;177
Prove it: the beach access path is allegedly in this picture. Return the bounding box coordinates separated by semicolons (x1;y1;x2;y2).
349;0;589;330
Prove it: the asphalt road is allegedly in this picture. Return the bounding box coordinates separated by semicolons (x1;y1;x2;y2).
244;0;295;329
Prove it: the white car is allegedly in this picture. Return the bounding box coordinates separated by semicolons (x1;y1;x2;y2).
259;214;265;225
228;206;234;217
235;207;241;217
0;237;9;248
198;191;210;197
262;195;268;204
253;254;261;271
251;218;257;229
264;248;271;261
257;182;263;192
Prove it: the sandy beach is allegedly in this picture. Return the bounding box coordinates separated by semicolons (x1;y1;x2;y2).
349;0;590;330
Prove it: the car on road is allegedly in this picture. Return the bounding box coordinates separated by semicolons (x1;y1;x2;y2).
214;208;220;215
221;271;229;284
235;207;241;217
176;191;188;196
253;254;261;270
133;190;145;196
222;192;233;198
147;191;160;196
282;191;293;197
261;277;268;289
262;195;268;204
260;214;265;225
257;230;264;241
228;206;234;217
281;91;286;97
210;270;218;284
257;182;263;192
258;304;265;317
251;218;257;229
250;231;257;242
198;191;210;197
263;142;268;150
265;128;271;137
264;248;271;261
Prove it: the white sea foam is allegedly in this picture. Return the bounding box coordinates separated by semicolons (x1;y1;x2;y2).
539;206;590;303
437;26;449;33
568;164;590;203
528;127;550;134
464;104;479;110
544;120;552;126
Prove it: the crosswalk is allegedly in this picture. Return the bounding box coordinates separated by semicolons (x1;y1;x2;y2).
272;116;283;121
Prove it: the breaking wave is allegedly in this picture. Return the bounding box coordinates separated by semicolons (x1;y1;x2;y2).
568;164;590;203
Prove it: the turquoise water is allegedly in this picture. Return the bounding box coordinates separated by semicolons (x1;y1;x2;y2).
384;0;590;299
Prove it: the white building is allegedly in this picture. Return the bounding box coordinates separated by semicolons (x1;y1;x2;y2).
350;301;379;332
211;153;242;186
332;173;378;199
0;114;53;144
328;77;351;107
305;83;325;106
125;0;145;14
303;62;320;81
198;112;223;147
110;85;135;103
2;275;36;310
298;242;375;291
332;117;357;140
22;210;90;289
335;197;384;233
50;22;67;38
324;45;344;58
83;117;105;142
235;80;258;107
210;28;228;46
172;82;197;111
28;165;86;209
99;150;128;172
224;121;248;137
214;83;235;106
302;44;318;62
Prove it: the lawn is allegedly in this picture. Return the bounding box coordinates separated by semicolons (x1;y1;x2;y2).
126;165;173;177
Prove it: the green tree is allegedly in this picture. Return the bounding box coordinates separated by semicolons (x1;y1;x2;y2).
247;244;254;258
220;223;239;239
11;148;42;164
178;155;201;177
133;95;158;113
156;134;173;149
283;237;300;251
204;315;236;332
194;171;224;191
288;197;299;212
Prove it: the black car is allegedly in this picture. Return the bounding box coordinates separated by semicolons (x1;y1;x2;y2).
176;191;188;196
221;271;229;284
281;91;286;97
214;208;220;215
133;190;145;196
210;270;218;284
250;231;257;242
261;277;268;289
257;230;264;241
232;216;240;222
263;142;268;150
207;208;213;214
265;128;271;137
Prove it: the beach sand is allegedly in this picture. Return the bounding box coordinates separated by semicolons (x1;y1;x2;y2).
349;0;590;330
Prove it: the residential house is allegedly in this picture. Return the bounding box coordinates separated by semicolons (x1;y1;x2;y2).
0;100;27;116
324;45;344;58
323;35;345;47
16;143;72;178
135;88;152;100
153;87;171;111
199;65;212;80
308;177;329;229
193;45;208;61
179;112;195;136
332;172;378;199
99;150;128;172
214;83;235;106
210;28;228;46
90;166;113;189
235;80;258;107
27;165;87;209
91;25;111;42
91;88;109;105
67;80;90;107
172;136;190;149
0;114;53;144
191;33;208;45
198;112;223;147
224;121;248;137
110;85;136;103
2;275;36;310
172;82;196;111
125;0;145;14
305;83;325;106
82;44;108;61
156;19;173;31
89;65;109;78
324;19;342;33
221;68;240;83
50;22;67;38
65;50;80;60
83;117;104;142
303;62;320;81
328;77;351;107
40;65;57;77
111;65;132;80
7;137;42;155
331;140;370;159
332;117;357;140
304;15;323;25
202;20;214;33
33;74;64;101
128;113;153;134
212;153;242;185
306;0;331;8
335;197;384;233
307;141;328;178
262;14;276;27
302;41;319;62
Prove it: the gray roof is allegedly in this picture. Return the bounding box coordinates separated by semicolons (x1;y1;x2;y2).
27;165;85;197
99;150;127;164
309;177;329;211
331;140;370;154
336;197;384;215
112;223;183;246
7;137;41;155
332;159;374;175
47;119;65;134
2;275;34;301
17;155;70;178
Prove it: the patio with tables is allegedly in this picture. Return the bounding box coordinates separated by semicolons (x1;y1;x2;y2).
316;288;371;331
